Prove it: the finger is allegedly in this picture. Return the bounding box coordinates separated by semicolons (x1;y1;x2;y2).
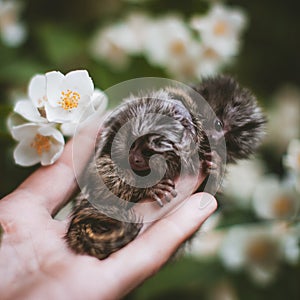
14;114;101;216
106;193;217;298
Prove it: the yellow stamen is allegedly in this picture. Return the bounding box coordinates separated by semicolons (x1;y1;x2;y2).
203;47;219;59
58;89;80;111
213;21;228;35
31;134;51;156
273;196;294;217
170;40;186;55
246;238;274;264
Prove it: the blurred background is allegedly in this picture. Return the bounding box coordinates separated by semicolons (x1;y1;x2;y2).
0;0;299;299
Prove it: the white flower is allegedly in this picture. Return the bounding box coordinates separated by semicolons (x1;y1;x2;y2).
187;213;223;259
282;224;300;265
1;21;26;47
252;176;299;220
195;45;231;77
223;159;265;208
7;98;47;131
143;16;204;80
0;0;26;47
44;70;94;123
91;12;150;69
284;139;300;174
266;86;300;150
284;139;300;192
219;225;283;285
115;12;150;54
10;123;65;166
60;88;108;136
90;26;130;69
144;16;194;66
191;3;246;57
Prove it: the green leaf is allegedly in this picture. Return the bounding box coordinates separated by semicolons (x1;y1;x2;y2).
35;24;85;65
129;257;223;300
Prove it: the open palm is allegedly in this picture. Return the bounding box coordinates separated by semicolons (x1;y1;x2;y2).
0;138;216;300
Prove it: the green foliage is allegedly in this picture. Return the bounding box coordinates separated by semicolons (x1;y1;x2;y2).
35;24;86;66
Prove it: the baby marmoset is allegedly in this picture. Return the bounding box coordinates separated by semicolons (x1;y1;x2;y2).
66;89;204;259
191;75;266;192
65;75;266;260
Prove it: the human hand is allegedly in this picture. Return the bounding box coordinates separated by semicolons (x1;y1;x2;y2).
0;135;217;300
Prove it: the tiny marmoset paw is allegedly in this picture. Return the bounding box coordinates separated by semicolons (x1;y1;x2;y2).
201;151;224;194
149;179;177;207
203;151;223;175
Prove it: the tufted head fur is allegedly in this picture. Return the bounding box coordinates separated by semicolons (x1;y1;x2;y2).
192;75;267;163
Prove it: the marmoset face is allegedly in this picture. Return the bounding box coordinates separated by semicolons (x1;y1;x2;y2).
129;134;179;176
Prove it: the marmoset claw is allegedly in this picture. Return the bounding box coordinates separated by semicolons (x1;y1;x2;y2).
149;179;177;207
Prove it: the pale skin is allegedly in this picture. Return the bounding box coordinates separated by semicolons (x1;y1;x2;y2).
0;130;217;300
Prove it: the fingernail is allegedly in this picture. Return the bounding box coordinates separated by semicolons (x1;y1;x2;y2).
199;193;216;210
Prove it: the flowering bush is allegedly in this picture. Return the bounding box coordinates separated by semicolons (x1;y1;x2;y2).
186;137;300;286
91;3;246;80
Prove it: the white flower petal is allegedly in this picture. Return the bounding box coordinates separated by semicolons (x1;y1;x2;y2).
64;70;94;96
14;99;46;123
284;139;300;172
219;226;248;270
46;71;64;107
249;264;277;285
28;74;47;108
44;103;73;123
40;138;64;166
60;122;77;137
11;123;39;141
252;176;299;220
34;126;65;165
283;232;300;265
7;113;26;131
14;140;41;167
76;102;95;121
92;89;108;113
90;28;130;69
38;126;64;144
224;159;265;207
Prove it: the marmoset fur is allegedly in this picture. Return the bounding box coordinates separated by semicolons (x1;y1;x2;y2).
191;75;266;192
66;89;204;259
65;75;266;260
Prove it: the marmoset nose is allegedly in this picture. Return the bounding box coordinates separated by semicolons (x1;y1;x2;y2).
133;155;143;165
129;152;149;171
